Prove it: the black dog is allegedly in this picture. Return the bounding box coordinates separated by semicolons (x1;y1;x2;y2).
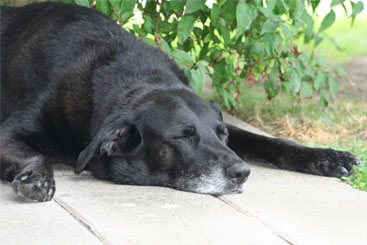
0;3;360;202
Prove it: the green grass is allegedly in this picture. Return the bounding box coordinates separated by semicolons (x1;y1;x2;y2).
229;83;367;191
306;141;367;191
341;146;367;191
295;17;367;64
343;163;367;191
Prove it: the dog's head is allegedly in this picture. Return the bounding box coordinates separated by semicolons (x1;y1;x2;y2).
75;88;250;195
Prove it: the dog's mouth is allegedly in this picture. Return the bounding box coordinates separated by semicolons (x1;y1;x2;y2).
212;183;246;196
168;179;247;196
168;166;249;195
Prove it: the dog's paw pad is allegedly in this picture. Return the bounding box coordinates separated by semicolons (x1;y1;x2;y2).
12;171;55;202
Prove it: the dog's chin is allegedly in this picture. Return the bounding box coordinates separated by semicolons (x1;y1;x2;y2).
169;181;246;196
210;183;246;196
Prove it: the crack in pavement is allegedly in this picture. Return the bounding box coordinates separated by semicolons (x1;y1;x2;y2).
53;197;108;245
216;196;294;245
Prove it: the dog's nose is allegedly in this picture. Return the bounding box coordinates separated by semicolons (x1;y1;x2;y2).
226;163;250;184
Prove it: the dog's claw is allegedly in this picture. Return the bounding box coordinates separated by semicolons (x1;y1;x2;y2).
335;166;349;177
318;150;361;177
12;171;55;202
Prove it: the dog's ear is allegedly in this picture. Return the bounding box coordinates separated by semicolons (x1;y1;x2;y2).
209;100;223;121
74;122;141;174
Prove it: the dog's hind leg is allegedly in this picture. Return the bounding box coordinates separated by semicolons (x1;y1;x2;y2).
0;117;55;202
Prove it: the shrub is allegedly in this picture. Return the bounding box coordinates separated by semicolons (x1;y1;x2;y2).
34;0;366;108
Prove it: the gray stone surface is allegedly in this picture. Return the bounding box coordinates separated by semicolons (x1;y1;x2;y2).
224;162;367;245
0;183;101;245
1;115;366;245
224;113;367;245
53;173;287;245
223;113;272;137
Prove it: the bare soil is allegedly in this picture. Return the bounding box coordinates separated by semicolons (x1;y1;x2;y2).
339;55;367;101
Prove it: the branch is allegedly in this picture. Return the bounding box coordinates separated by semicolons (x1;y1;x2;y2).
111;6;123;24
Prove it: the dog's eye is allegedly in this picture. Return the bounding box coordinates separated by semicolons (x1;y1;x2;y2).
183;126;196;137
172;126;197;141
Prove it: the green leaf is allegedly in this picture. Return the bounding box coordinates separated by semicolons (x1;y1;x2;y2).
280;23;293;41
352;1;364;16
210;4;221;24
313;33;323;47
301;81;313;97
170;0;184;12
351;1;364;26
96;0;111;16
75;0;90;7
261;19;278;35
121;0;137;12
298;53;309;63
199;43;209;60
213;60;227;84
303;11;314;42
171;49;194;67
320;88;328;105
264;76;280;99
314;71;327;90
274;0;287;15
319;10;336;33
328;76;339;97
186;0;206;14
216;84;225;96
142;37;156;46
133;24;146;36
218;20;230;45
311;0;320;12
144;0;156;10
266;0;276;10
177;14;195;43
289;0;304;19
225;56;236;78
222;1;237;23
189;63;208;94
331;0;345;7
290;69;301;92
315;55;325;67
143;15;154;33
236;0;257;38
303;67;315;79
189;69;204;94
223;89;231;108
259;6;275;19
198;63;207;84
334;65;348;78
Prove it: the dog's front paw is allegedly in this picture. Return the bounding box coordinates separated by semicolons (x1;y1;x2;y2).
311;149;360;177
12;171;55;202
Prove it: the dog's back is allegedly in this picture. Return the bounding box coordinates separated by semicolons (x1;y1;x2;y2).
0;3;189;123
1;3;117;121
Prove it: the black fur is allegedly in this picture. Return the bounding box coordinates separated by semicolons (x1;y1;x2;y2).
0;3;360;202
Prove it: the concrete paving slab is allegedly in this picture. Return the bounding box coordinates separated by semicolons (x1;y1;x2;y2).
224;163;367;245
2;114;365;245
223;113;367;245
53;173;288;245
223;113;272;137
0;182;101;245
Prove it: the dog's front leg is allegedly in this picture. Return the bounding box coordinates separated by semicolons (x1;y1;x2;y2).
226;123;360;177
0;122;55;202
